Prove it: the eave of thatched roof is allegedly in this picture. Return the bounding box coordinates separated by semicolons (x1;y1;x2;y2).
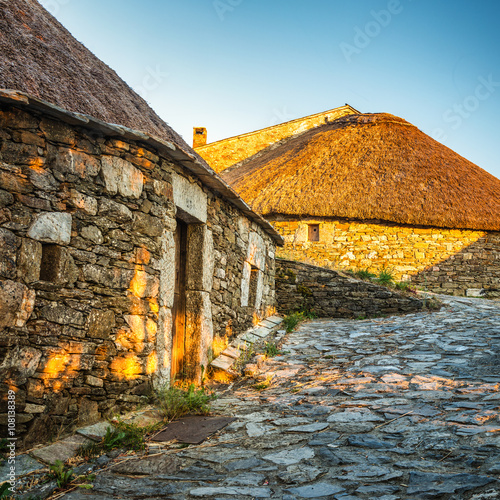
223;113;500;231
0;0;283;244
0;89;284;245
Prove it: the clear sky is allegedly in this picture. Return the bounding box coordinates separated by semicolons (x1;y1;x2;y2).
39;0;500;179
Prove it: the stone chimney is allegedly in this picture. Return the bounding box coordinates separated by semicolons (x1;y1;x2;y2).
193;127;207;148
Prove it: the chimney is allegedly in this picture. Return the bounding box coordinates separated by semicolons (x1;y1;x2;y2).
193;127;207;148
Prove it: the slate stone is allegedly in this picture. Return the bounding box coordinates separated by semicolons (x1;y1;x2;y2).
30;434;92;464
92;475;178;496
189;486;272;497
224;457;266;471
263;447;315;465
347;434;396;449
285;483;345;498
356;484;400;495
287;422;329;433
308;431;341;445
224;473;266;486
407;471;496;497
0;454;44;482
277;465;323;484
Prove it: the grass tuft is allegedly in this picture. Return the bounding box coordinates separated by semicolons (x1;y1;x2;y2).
155;383;216;421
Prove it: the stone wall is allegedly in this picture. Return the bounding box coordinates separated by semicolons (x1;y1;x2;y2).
194;105;357;173
0;101;276;448
273;218;500;296
276;259;423;318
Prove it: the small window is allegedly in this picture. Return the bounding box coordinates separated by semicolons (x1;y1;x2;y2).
40;244;62;282
308;224;320;242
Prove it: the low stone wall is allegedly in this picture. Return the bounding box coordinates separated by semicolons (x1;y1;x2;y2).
0;100;277;448
273;218;500;296
276;259;423;318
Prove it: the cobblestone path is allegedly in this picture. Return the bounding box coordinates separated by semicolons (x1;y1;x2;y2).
62;296;500;499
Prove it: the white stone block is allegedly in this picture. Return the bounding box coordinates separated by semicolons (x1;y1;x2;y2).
101;156;144;199
172;175;207;223
27;212;72;244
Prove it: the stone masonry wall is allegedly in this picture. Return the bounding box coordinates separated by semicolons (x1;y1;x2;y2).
0;102;276;448
273;218;500;296
194;105;357;173
276;259;423;318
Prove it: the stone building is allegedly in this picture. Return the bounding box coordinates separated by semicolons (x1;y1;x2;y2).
197;112;500;296
0;0;282;447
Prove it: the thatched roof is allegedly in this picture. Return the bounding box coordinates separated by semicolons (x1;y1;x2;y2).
0;0;191;152
223;113;500;231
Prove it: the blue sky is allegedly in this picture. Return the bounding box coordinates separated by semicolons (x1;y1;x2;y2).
40;0;500;179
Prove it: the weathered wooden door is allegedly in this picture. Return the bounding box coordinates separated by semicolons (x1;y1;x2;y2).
171;219;187;381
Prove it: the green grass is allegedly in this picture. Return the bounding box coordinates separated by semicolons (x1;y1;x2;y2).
355;268;377;281
77;421;148;460
155;383;216;421
283;310;317;333
375;268;395;286
264;341;282;357
49;460;73;489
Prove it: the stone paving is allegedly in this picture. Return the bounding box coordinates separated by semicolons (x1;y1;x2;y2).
23;296;500;498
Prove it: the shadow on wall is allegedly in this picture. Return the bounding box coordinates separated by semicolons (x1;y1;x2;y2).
410;233;500;297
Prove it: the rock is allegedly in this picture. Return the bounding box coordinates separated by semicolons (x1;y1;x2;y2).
69;189;98;215
39;303;86;326
347;434;397;449
81;225;103;244
86;309;116;339
224;472;266;486
0;228;17;278
287;422;329;433
0;188;14;207
31;433;92;464
0;280;33;329
407;472;496;497
111;454;180;475
27;211;72;244
17;238;42;283
327;409;384;423
224;457;267;471
133;212;163;237
246;422;275;437
101;155;143;199
0;346;42;385
277;465;323;484
98;198;133;223
263;447;315;465
189;486;271;498
285;483;345;498
51;148;100;179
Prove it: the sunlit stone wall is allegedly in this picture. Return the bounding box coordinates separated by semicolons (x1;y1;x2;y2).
194;105;357;173
0;102;277;448
273;218;500;296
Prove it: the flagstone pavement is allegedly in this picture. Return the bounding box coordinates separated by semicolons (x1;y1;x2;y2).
26;296;500;499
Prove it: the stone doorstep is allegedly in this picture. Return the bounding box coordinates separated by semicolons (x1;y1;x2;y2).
30;434;92;465
209;316;283;377
221;345;241;360
253;327;272;338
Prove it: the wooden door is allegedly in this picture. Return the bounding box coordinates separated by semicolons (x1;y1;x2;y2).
171;219;187;381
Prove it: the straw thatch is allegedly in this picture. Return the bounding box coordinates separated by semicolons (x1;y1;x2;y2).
223;113;500;231
0;0;191;152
